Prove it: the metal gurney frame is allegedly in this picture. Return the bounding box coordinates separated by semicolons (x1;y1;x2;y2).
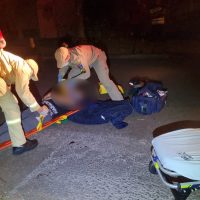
149;147;200;199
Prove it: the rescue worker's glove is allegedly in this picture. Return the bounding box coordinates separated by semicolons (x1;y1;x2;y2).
37;105;49;117
58;73;66;82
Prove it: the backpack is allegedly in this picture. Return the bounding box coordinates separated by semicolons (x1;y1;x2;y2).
131;82;167;115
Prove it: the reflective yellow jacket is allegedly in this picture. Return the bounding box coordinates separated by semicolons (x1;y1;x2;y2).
0;49;40;112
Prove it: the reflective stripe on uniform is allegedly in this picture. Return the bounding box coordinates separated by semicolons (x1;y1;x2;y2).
29;102;38;109
6;118;21;125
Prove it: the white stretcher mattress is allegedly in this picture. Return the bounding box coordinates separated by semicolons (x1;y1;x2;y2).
152;128;200;180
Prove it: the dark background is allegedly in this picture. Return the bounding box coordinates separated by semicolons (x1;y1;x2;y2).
1;0;200;57
1;3;200;199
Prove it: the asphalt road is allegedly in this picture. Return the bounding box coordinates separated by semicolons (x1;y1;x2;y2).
0;55;200;200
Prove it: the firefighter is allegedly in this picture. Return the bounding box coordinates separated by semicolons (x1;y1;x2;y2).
0;31;48;155
55;45;124;101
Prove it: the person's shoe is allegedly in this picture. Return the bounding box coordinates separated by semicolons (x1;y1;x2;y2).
12;139;38;155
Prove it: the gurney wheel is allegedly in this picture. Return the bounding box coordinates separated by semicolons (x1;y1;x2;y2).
170;189;191;200
149;161;157;175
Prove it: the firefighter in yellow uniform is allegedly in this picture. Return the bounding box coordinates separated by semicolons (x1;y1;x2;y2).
55;45;124;101
0;31;47;155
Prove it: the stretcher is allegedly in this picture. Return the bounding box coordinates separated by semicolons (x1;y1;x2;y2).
0;110;79;151
149;128;200;200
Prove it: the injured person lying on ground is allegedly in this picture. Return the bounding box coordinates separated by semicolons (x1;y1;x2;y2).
0;80;133;144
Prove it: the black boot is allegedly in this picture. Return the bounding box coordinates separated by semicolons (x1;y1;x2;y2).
12;139;38;155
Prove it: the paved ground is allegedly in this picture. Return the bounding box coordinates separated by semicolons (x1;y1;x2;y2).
0;55;200;200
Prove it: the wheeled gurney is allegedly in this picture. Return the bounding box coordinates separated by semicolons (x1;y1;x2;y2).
149;128;200;200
